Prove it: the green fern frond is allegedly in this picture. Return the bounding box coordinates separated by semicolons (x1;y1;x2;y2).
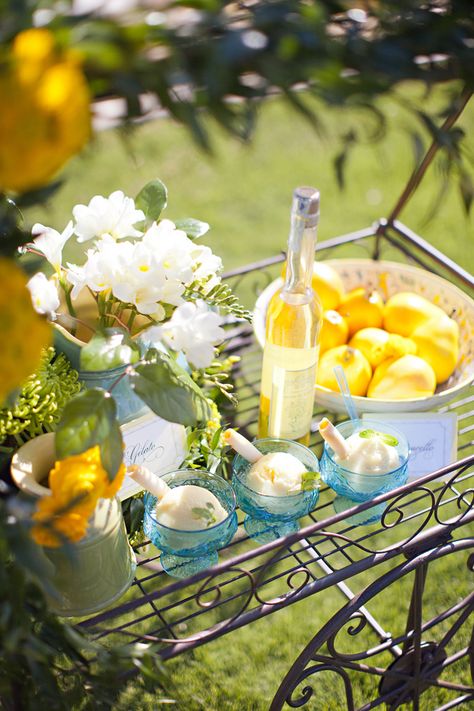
185;280;252;322
192;355;240;407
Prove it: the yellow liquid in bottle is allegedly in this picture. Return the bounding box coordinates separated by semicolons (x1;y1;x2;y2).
258;288;322;445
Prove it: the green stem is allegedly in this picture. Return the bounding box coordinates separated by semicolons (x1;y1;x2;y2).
64;288;78;336
97;292;108;329
64;286;77;320
57;273;78;335
128;311;136;333
108;367;131;393
102;310;130;331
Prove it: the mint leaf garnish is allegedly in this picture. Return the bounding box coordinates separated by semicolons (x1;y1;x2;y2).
191;504;217;527
380;433;399;447
301;471;321;492
359;429;398;447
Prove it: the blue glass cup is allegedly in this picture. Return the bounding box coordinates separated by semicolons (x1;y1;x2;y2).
232;438;320;544
320;419;409;525
143;470;238;578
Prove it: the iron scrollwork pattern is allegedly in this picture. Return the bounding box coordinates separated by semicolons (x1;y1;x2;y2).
270;540;474;711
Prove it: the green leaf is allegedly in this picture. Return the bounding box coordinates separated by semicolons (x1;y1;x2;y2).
129;497;145;534
174;218;210;240
14;180;63;208
100;421;124;483
333;130;356;190
358;429;398;447
210;426;223;451
80;328;140;371
135;179;168;223
459;170;474;215
359;429;376;439
0;197;27;257
380;433;398;447
186;428;202;449
198;281;252;321
191;504;216;527
130;351;211;427
5;502;58;597
55;389;123;480
301;471;321;492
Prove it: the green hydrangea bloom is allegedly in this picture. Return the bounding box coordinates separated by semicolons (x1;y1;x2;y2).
0;347;81;446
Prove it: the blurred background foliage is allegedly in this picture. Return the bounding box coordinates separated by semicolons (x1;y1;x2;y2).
0;0;473;214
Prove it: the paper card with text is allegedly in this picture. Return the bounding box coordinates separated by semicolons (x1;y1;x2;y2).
362;412;458;481
118;413;187;500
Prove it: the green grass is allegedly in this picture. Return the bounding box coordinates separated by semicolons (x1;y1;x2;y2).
25;85;474;710
109;539;472;711
26;83;474;274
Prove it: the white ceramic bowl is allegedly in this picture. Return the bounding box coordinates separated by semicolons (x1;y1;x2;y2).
253;259;474;413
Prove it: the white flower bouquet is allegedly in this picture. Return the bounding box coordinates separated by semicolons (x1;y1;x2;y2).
25;180;249;429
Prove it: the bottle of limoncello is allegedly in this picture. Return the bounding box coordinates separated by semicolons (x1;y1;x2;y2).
258;187;322;446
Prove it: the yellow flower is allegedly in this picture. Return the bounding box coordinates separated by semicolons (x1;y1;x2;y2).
0;257;51;405
0;28;91;193
32;495;91;548
32;446;126;547
48;446;125;507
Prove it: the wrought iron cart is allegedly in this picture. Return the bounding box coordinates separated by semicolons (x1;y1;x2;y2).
78;113;474;710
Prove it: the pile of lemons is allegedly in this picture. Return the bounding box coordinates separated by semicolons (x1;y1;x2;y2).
312;263;459;400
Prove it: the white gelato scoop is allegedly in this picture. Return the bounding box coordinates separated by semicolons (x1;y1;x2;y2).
247;452;308;496
155;485;228;531
334;430;400;475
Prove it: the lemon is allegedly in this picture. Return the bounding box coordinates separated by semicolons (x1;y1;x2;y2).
349;327;416;368
312;262;345;310
320;310;349;353
411;314;459;384
317;345;372;397
0;257;51;404
367;355;436;399
337;288;384;337
281;261;344;310
383;292;445;337
0;29;91;193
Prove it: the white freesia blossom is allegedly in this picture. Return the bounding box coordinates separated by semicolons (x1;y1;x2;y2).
148;303;166;322
85;240;133;293
147;300;225;368
112;277;163;315
73;190;145;242
65;262;88;300
142;219;223;293
29;184;234;359
111;241;177;313
157;277;187;307
143;220;194;286
191;244;223;284
27;272;60;317
32;221;74;272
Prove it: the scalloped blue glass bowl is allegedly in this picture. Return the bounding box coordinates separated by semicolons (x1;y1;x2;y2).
143;470;238;578
232;438;320;544
320;419;409;525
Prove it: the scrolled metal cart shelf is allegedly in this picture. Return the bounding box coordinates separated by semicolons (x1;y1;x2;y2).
78;220;474;711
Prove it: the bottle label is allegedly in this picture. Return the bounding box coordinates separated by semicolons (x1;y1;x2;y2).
261;343;318;439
